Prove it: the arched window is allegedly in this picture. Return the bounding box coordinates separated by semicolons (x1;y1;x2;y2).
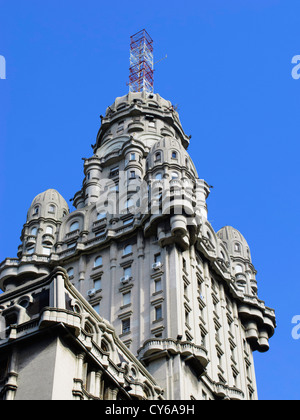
171;151;177;159
70;221;79;232
48;205;55;214
33;206;39;215
31;227;37;236
235;264;243;274
234;243;241;252
155;173;162;180
46;226;53;234
67;267;74;277
155;152;162;162
94;256;103;268
123;244;132;255
171;172;179;179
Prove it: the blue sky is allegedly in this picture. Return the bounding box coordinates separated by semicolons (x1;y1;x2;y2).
1;0;300;400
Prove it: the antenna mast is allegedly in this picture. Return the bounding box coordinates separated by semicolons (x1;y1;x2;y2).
129;29;154;93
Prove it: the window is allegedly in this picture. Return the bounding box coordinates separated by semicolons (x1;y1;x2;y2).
123;244;132;255
234;243;241;252
235;264;243;274
155;279;162;293
110;167;119;177
155;173;162;180
27;247;35;255
171;151;177;159
130;153;136;161
31;227;37;236
122;318;130;334
33;206;39;215
97;212;106;221
171;172;179;180
124;266;132;278
185;310;189;325
110;184;119;192
93;303;100;314
123;291;131;306
94;278;101;291
117;120;124;133
154;253;161;264
48;205;55;214
129;171;136;179
87;172;91;180
155;305;162;321
67;267;74;277
94;256;103;268
42;247;51;256
70;221;79;232
155;152;162;162
46;226;53;235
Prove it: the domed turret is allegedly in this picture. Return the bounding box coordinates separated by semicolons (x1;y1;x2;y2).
217;226;252;262
19;189;69;259
146;136;198;176
27;189;69;222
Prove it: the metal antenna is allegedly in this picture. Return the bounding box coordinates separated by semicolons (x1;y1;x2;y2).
128;29;154;93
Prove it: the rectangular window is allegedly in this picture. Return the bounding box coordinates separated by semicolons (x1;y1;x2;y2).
130;153;136;161
93;303;100;314
117;121;124;132
155;279;162;293
110;167;119;178
124;266;132;278
42;247;51;256
154;253;161;264
155;305;162;321
123;291;131;306
122;318;130;334
94;278;101;291
46;226;53;234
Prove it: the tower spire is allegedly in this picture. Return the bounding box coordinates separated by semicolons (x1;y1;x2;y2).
128;29;154;93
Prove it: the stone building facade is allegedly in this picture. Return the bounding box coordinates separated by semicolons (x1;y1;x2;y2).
0;91;276;400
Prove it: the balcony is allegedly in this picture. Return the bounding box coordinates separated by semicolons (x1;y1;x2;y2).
42;234;55;246
25;235;37;246
127;121;144;133
138;339;208;372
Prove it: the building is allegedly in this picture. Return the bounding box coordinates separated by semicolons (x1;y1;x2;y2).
0;71;276;400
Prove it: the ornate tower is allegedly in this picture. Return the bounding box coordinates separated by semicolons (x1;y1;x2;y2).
0;32;276;400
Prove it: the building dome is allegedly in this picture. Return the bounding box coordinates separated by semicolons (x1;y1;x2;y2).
217;226;252;262
105;92;178;119
146;136;198;176
27;189;69;221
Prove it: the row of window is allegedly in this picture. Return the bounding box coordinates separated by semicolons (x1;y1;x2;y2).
32;204;67;217
29;226;54;236
121;305;163;336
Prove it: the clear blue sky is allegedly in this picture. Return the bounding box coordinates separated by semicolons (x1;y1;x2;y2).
1;0;299;400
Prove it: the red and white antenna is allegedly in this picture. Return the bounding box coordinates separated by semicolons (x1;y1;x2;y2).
128;29;154;93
